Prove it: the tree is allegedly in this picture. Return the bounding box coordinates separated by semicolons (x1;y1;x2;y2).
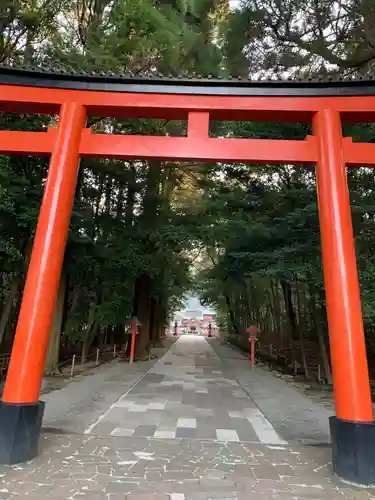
0;0;229;368
225;0;375;77
3;0;375;384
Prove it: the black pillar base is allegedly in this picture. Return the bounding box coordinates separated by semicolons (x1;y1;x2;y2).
0;400;45;464
330;416;375;487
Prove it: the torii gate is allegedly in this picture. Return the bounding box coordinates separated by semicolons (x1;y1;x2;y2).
0;67;374;486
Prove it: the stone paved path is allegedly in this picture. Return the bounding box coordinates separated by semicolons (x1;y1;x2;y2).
87;336;287;445
0;336;374;499
207;339;333;444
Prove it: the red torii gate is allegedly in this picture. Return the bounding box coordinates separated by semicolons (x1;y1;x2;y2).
0;67;374;486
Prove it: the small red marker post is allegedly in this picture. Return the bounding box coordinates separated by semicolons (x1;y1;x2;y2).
127;316;140;364
247;327;258;368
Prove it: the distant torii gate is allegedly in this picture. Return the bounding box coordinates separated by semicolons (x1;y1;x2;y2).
0;67;374;486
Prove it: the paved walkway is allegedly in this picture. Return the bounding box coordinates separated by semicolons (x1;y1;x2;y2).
207;339;333;444
87;336;287;444
0;336;373;499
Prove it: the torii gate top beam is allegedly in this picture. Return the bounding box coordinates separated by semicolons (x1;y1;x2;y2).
1;66;375;122
0;66;374;166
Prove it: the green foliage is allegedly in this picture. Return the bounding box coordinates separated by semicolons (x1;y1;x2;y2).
2;0;375;373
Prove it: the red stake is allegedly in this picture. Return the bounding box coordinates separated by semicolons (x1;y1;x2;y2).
130;322;137;364
247;328;258;369
248;338;257;368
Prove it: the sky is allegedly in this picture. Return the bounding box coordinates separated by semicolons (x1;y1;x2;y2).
184;295;205;311
173;295;215;321
229;0;241;8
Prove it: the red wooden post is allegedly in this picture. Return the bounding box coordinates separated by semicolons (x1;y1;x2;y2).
314;108;374;485
314;109;372;423
247;327;257;368
0;102;86;464
4;102;86;403
129;318;138;364
249;339;255;368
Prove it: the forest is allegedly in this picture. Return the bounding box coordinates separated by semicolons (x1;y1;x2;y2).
1;0;375;381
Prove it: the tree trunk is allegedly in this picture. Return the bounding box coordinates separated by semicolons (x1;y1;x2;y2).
150;297;164;347
295;280;309;379
81;337;88;365
224;293;240;335
159;304;167;341
317;320;332;384
116;184;124;218
132;161;163;358
69;288;81;315
92;175;104;239
44;271;67;374
271;280;283;346
81;304;97;365
81;322;100;365
125;167;136;227
281;280;297;364
312;294;332;384
309;285;332;384
149;297;157;346
61;272;71;337
154;299;165;346
133;275;151;359
24;26;35;64
0;275;22;348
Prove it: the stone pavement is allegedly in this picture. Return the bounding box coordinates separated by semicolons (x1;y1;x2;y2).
207;339;333;444
88;335;287;444
0;335;374;499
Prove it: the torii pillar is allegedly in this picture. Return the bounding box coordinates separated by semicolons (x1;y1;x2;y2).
0;102;86;464
314;108;375;486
